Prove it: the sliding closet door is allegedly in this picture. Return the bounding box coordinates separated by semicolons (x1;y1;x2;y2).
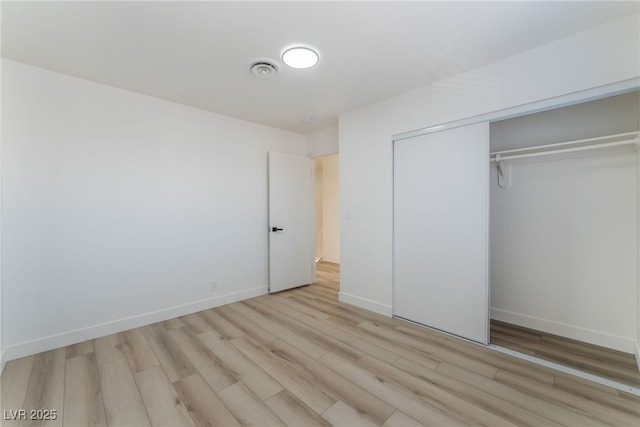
393;122;489;344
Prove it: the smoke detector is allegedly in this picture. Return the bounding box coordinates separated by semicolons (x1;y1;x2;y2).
250;61;278;79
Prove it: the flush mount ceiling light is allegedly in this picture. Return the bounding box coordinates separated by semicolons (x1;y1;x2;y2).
282;46;319;69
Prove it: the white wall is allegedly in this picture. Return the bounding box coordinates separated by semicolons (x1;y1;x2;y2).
307;126;339;158
490;92;640;152
1;59;306;360
339;14;640;316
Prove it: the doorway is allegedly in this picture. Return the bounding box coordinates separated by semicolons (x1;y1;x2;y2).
315;154;340;290
268;152;314;293
488;91;640;388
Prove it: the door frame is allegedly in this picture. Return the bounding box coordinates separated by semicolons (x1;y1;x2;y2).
313;153;341;266
268;151;315;293
394;79;639;143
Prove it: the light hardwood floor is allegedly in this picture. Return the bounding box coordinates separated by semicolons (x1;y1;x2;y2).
1;262;639;426
491;320;640;388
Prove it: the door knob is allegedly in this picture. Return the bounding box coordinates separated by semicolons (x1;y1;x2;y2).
271;227;284;232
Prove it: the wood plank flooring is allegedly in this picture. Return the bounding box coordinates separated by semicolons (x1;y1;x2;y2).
491;319;640;388
2;261;639;426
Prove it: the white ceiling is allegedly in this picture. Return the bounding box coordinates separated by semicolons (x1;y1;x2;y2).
2;1;638;135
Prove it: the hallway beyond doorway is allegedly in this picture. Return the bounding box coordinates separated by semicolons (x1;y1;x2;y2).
315;261;339;291
315;154;340;264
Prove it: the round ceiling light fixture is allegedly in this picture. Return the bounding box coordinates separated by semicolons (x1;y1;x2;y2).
282;46;319;69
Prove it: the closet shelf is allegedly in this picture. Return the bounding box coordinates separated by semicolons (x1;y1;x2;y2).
490;131;638;188
490;131;638;162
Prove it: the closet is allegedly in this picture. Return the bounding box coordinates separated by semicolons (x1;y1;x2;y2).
393;90;639;384
394;122;490;344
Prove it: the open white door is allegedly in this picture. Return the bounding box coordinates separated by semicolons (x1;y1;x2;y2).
393;122;490;344
268;152;314;293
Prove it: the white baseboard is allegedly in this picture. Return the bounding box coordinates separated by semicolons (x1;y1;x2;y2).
0;348;6;374
635;341;640;373
339;292;392;317
491;308;635;354
3;286;268;363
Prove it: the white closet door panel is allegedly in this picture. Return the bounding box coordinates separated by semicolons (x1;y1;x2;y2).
393;122;489;344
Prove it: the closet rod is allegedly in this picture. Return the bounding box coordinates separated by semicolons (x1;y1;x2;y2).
491;131;638;156
490;132;638;162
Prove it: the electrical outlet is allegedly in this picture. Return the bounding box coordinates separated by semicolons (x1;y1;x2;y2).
209;281;218;292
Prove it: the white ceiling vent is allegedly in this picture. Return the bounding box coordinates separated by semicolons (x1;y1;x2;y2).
250;61;278;79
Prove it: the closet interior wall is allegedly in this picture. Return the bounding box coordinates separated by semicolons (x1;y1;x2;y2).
489;92;640;354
